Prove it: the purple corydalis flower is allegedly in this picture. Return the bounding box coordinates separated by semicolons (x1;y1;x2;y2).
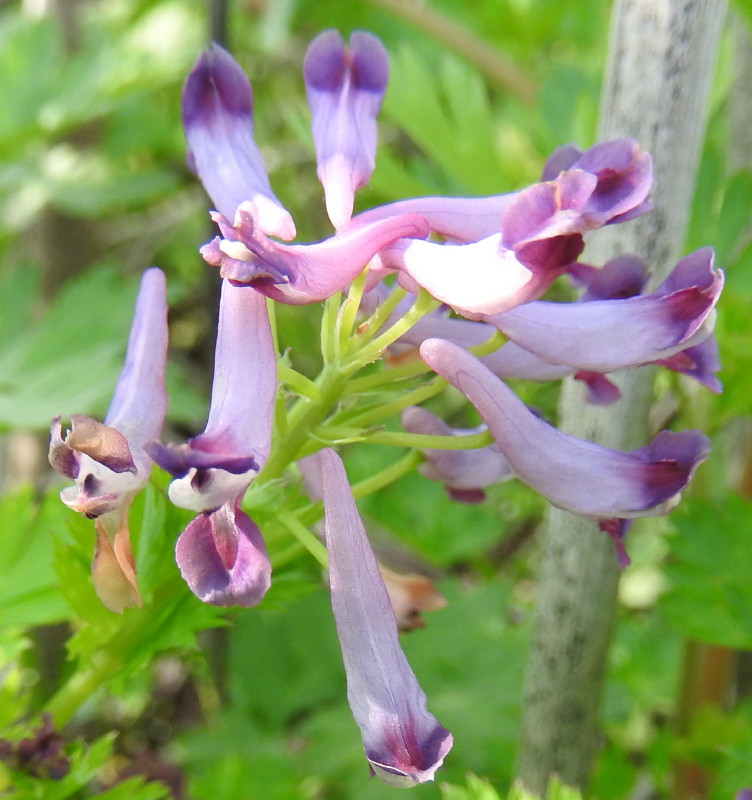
175;500;271;607
401;406;512;503
735;790;752;800
351;139;651;245
319;448;453;786
48;268;169;612
483;247;723;372
148;279;275;512
182;44;296;241
304;30;388;230
420;338;710;518
201;202;429;304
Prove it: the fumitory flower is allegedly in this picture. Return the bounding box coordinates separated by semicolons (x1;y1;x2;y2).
146;279;274;606
304;29;389;230
48;268;168;612
420;337;710;520
182;43;296;241
319;448;453;786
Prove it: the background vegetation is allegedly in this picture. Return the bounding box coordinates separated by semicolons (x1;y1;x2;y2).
1;1;751;798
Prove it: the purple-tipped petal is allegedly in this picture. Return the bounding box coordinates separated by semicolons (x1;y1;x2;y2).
319;448;452;786
50;269;169;518
401;407;511;498
598;518;633;568
176;502;271;607
540;143;583;180
202;203;429;304
652;335;722;393
735;790;752;800
483;248;723;372
149;280;275;512
420;338;709;518
182;44;295;240
305;30;388;229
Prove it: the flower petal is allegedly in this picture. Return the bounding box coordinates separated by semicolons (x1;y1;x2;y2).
483;248;723;372
182;44;295;240
401;406;512;497
319;448;452;785
148;279;275;512
420;338;709;518
202;203;429;304
304;30;388;229
175;502;271;607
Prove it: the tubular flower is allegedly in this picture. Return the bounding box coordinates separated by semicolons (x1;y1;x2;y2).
147;279;275;513
350;138;652;243
400;406;512;503
304;30;388;230
48;268;168;612
319;448;453;786
200;202;429;305
182;43;296;241
146;280;275;607
420;338;710;520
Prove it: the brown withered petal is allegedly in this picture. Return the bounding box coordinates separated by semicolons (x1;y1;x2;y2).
91;515;141;613
67;414;136;474
379;565;447;632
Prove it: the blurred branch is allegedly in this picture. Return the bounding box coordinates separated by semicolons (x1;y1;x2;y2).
516;0;726;793
360;0;538;103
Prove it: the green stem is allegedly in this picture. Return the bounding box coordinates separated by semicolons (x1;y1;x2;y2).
345;359;431;393
365;429;492;449
342;289;439;369
351;450;422;498
277;511;328;568
44;648;123;726
257;364;348;482
336;268;368;356
341;377;445;430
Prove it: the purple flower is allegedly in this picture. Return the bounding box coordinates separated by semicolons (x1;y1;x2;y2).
147;278;275;607
420;337;710;519
735;790;752;800
304;30;388;230
200;202;429;305
174;501;271;607
482;247;723;372
48;268;168;612
400;406;512;503
351;139;651;244
319;448;453;786
148;279;275;512
182;44;296;241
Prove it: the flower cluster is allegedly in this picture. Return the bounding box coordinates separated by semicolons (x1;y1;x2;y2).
49;28;722;786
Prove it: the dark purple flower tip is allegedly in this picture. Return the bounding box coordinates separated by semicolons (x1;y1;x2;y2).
182;47;295;240
420;337;710;518
574;254;649;301
304;30;388;95
304;30;389;229
182;44;252;127
573;371;622;405
319;448;452;786
652;335;722;393
563;138;653;224
598;518;633;568
145;439;259;479
175;502;271;607
735;790;752;800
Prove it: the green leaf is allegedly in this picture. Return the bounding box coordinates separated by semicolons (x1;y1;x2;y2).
660;494;752;648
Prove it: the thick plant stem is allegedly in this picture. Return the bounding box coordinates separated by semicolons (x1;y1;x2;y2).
516;0;726;793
